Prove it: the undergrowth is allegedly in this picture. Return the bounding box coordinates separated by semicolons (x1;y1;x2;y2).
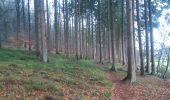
0;48;111;99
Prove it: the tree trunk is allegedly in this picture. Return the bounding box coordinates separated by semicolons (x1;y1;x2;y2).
98;0;103;64
162;53;170;79
54;0;59;54
75;0;78;60
136;0;144;75
34;0;40;54
34;0;48;62
108;0;116;71
121;0;125;65
148;0;155;75
28;0;31;51
157;51;162;74
15;0;21;46
65;0;69;57
22;0;25;32
91;13;95;59
46;0;50;52
124;0;136;82
0;32;1;49
144;0;150;73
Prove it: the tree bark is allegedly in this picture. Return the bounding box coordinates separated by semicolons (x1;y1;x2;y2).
162;53;170;79
124;0;136;82
157;51;162;74
0;32;1;49
22;0;25;32
34;0;48;62
98;0;103;64
108;0;116;71
15;0;21;45
54;0;59;54
46;0;50;52
75;0;78;60
148;0;155;75
28;0;31;51
144;0;150;73
136;0;144;75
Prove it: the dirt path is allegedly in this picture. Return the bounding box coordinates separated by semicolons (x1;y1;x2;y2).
94;62;170;100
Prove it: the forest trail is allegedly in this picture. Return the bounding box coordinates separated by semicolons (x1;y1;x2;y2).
94;62;170;100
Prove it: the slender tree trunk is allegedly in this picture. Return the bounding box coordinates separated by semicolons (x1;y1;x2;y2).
136;0;144;75
103;27;106;60
65;0;69;57
54;0;59;54
91;14;95;59
98;0;103;64
124;0;136;82
46;0;50;52
0;32;1;49
81;17;84;58
89;18;91;59
58;0;61;52
22;0;25;32
148;0;155;75
15;0;21;45
28;0;31;51
132;0;137;69
107;1;111;62
144;0;150;73
34;0;40;54
121;0;125;65
162;53;170;79
34;0;48;62
75;0;78;59
157;51;162;74
109;0;116;71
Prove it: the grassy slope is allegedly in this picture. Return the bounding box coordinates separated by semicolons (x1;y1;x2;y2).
0;49;112;99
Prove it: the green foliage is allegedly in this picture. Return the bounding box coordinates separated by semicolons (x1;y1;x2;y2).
26;77;58;92
0;48;38;62
103;91;111;99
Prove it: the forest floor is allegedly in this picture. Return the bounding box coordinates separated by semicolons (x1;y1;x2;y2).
0;48;111;100
95;63;170;100
0;48;169;100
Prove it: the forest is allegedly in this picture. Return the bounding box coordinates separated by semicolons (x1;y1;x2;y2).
0;0;170;99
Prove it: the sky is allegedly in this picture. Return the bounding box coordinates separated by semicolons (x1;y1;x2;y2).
153;8;170;49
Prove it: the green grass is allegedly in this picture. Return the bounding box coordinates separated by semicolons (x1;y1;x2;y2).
0;48;111;99
26;77;58;92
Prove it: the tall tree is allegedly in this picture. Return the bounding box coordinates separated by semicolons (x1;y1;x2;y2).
15;0;20;43
28;0;31;50
54;0;59;54
121;0;125;65
144;0;150;73
0;30;1;49
124;0;136;82
109;0;116;71
148;0;155;74
22;0;25;32
98;0;103;64
46;0;50;52
136;0;144;75
65;0;69;57
75;0;78;59
34;0;48;62
162;49;170;78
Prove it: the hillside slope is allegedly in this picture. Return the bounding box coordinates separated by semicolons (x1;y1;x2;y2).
0;49;111;99
0;49;169;100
